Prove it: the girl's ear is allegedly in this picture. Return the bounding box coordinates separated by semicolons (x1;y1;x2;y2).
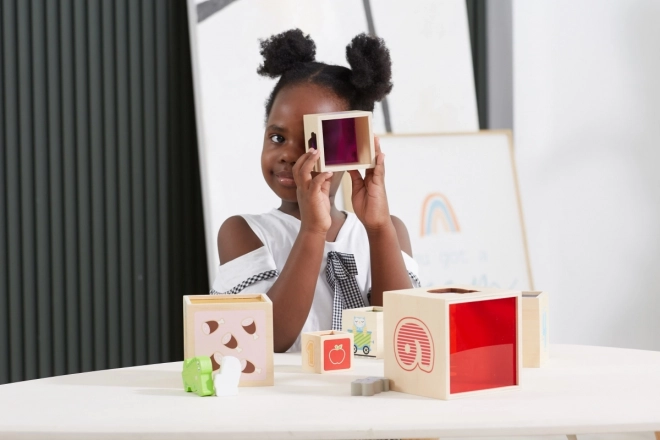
257;29;316;78
346;33;393;103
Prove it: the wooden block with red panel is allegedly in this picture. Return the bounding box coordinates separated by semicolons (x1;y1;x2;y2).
301;330;354;374
303;111;375;172
384;285;522;400
184;294;274;387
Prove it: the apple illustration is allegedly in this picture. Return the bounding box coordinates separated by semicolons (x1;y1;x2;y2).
323;338;351;371
328;344;345;365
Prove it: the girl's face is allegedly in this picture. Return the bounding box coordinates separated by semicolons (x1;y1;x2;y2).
262;83;348;203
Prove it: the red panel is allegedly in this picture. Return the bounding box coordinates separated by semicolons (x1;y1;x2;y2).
323;338;351;371
449;297;517;394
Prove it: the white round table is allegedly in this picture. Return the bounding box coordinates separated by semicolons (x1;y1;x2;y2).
0;344;659;439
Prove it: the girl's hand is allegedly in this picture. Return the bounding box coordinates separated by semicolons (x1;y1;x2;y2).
293;149;334;236
348;137;392;232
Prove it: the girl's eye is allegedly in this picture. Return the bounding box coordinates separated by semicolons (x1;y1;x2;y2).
270;134;285;144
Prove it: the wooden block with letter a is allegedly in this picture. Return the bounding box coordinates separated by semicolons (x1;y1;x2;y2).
522;291;549;368
384;285;522;400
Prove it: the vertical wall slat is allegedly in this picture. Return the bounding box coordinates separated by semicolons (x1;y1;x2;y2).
32;0;53;379
4;0;24;384
167;0;183;360
18;0;38;381
60;0;80;375
156;0;169;360
142;0;159;364
0;0;9;386
47;0;66;378
102;0;120;370
88;0;107;371
74;0;93;373
115;0;133;368
129;0;147;366
1;0;209;383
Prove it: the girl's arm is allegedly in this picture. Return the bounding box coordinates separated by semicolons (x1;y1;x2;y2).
365;215;413;306
218;218;326;352
218;149;334;353
348;138;414;306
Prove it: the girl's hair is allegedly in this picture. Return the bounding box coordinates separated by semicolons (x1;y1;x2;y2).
257;29;393;118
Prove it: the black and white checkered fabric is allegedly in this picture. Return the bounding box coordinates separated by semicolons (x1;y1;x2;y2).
366;271;422;304
326;251;366;331
209;270;279;295
408;271;422;288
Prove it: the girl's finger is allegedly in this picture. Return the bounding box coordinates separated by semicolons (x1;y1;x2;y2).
374;136;382;155
371;151;386;185
348;169;365;192
309;171;333;194
294;149;319;185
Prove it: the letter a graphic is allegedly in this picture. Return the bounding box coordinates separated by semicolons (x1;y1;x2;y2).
393;317;434;373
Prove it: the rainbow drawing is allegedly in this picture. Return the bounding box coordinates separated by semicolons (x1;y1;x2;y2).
420;193;461;236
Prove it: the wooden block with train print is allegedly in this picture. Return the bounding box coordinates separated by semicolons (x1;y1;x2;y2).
303;110;375;172
301;330;354;374
183;294;274;386
384;284;522;400
342;306;384;358
522;291;549;368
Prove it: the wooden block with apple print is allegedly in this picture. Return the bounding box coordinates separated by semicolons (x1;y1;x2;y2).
301;330;354;373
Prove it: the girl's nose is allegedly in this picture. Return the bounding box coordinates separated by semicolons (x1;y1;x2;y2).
280;142;304;164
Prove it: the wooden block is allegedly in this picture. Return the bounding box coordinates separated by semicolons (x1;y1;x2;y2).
384;284;522;400
182;356;215;397
351;377;390;396
213;356;241;396
183;294;274;387
303;110;375;172
522;291;549;368
342;306;384;359
301;330;354;373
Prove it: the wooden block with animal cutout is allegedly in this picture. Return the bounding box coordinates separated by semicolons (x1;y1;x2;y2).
384;285;522;400
301;330;354;374
183;294;274;386
342;306;384;358
303;110;375;172
522;291;549;368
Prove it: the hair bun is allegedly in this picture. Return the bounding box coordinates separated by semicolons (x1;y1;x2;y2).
346;33;393;103
257;29;316;78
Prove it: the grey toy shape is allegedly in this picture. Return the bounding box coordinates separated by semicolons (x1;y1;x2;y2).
351;377;390;396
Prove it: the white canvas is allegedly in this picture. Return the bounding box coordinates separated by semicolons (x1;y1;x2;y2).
381;132;531;290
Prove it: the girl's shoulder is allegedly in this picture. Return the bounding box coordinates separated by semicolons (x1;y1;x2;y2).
217;209;299;264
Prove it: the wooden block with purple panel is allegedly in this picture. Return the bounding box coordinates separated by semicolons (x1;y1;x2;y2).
303;110;375;172
384;285;522;400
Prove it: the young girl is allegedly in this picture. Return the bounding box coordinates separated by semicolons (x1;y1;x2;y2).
211;29;420;353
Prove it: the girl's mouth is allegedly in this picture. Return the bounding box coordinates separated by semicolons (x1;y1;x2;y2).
275;173;296;188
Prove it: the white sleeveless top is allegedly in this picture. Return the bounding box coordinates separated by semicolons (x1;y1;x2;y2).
211;209;420;352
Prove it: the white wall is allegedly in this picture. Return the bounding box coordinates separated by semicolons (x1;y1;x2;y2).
513;0;660;350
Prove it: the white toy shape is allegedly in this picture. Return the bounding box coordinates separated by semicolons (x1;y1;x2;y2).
213;355;241;396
